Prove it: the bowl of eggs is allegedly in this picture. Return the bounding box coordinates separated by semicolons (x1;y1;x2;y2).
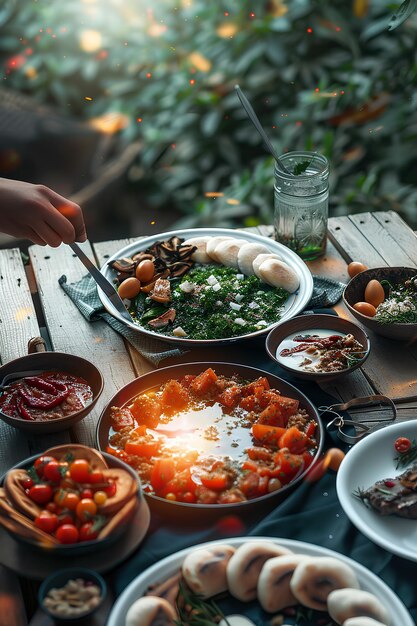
343;265;417;340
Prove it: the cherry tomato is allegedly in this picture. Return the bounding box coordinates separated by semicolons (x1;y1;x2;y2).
56;524;79;544
88;470;104;485
28;483;52;504
34;456;56;478
54;488;67;507
69;459;91;483
395;437;412;454
80;488;94;500
103;482;117;497
35;511;58;534
43;460;62;483
79;522;99;542
57;512;74;526
93;491;107;506
76;498;97;522
62;492;80;511
22;477;33;490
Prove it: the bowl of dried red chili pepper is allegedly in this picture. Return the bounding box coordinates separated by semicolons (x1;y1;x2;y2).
96;362;324;521
0;338;103;433
266;314;370;382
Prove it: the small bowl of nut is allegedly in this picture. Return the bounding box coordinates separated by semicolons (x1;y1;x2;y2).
38;567;106;622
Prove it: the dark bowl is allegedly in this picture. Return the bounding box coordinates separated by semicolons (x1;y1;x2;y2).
265;314;370;381
39;567;106;622
0;351;104;433
343;267;417;341
0;448;142;555
96;362;324;522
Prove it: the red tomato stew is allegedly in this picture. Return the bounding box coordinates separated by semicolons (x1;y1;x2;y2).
0;371;93;421
106;368;319;505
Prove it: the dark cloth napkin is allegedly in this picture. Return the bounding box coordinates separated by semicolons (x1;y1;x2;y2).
58;274;345;366
109;350;417;623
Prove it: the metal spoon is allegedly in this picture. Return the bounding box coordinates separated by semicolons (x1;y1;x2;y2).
69;242;134;323
234;84;292;174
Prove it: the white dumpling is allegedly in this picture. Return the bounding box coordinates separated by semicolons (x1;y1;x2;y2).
183;237;211;263
290;557;360;612
181;544;235;598
327;589;390;626
125;596;176;626
252;253;282;279
214;239;246;269
343;618;388;626
226;541;293;602
206;236;233;262
258;258;300;293
257;554;311;613
237;243;271;276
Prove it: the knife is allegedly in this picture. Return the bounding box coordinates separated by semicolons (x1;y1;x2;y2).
69;242;134;323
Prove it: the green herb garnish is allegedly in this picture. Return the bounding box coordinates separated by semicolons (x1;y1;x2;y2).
293;159;312;175
394;439;417;469
174;580;228;626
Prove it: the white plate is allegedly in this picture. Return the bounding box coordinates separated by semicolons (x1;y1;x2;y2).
106;536;413;626
337;420;417;561
98;228;313;346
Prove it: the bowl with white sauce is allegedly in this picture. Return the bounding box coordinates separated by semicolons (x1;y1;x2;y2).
265;314;370;381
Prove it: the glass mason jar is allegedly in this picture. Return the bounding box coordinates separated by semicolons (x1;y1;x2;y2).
274;151;329;261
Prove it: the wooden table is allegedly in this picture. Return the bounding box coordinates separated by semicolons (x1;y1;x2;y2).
0;209;416;624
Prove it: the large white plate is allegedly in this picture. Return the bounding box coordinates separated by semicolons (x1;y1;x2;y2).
106;536;413;626
98;228;313;346
337;420;417;562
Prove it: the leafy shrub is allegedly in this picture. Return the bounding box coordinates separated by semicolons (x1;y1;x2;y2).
1;0;417;227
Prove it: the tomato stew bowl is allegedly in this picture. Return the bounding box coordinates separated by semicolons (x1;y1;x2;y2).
0;447;144;556
343;266;417;341
95;362;324;523
0;350;104;434
265;314;370;382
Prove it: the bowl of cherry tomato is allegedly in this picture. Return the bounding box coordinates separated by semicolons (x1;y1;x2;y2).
0;444;143;555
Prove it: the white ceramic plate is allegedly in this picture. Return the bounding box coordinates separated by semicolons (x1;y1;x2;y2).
337;420;417;562
98;228;313;346
106;536;413;626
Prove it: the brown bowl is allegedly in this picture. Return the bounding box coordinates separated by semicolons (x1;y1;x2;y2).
0;446;143;556
265;314;370;381
0;340;104;433
343;267;417;341
96;362;324;523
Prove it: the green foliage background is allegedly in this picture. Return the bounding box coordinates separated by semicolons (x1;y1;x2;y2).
1;0;417;227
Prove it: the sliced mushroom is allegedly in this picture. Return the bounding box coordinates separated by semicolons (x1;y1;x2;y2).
290;557;360;612
125;596;176;626
146;573;180;608
132;252;155;263
109;257;136;273
150;278;171;303
226;541;293;602
148;309;176;329
169;262;193;278
327;589;390;625
257;553;311;612
343;618;388;626
181;544;236;598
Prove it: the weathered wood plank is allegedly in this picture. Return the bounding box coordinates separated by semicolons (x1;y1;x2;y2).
372;211;417;266
0;249;71;476
29;242;137;447
349;213;417;268
327;215;387;267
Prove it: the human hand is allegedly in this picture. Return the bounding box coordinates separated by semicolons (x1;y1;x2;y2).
0;178;87;247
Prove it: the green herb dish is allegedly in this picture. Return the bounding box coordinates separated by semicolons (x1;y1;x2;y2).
98;228;313;347
344;266;417;341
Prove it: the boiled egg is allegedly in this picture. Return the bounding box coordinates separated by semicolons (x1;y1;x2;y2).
347;261;368;278
353;301;377;317
118;277;141;299
364;279;385;308
136;259;155;283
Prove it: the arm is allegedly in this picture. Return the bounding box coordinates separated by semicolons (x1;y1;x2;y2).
0;178;87;247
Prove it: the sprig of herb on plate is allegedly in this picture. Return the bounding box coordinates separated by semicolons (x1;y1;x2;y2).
394;438;417;469
175;580;228;626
